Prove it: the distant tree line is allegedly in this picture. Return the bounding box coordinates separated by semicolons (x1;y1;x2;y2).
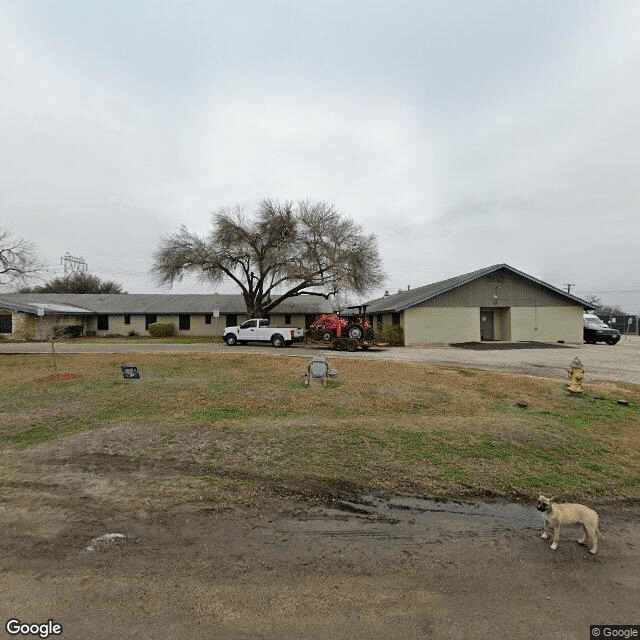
583;295;625;317
18;272;127;294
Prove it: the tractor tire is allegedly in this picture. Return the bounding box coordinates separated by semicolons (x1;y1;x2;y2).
347;324;365;341
346;339;358;352
322;331;334;342
333;338;346;351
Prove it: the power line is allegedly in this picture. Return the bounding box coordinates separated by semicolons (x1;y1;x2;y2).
573;290;640;296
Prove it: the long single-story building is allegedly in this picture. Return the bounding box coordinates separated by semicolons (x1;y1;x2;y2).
0;293;333;340
365;264;591;346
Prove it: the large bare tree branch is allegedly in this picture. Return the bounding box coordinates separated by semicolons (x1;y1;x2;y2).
151;199;387;317
0;228;45;288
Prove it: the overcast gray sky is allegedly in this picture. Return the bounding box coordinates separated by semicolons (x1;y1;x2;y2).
2;1;639;311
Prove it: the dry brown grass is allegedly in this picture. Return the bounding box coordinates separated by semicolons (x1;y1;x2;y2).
1;353;639;508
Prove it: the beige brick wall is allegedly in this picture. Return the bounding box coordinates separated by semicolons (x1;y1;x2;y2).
404;307;480;345
267;313;307;328
92;314;144;336
510;306;583;343
88;312;310;337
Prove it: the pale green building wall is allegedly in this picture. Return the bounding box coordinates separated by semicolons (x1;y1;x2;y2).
510;306;583;342
404;305;582;345
404;307;479;345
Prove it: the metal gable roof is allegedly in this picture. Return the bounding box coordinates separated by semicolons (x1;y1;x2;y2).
0;293;333;316
0;297;93;316
365;264;591;313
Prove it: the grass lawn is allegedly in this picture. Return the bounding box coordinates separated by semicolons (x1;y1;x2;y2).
1;352;638;506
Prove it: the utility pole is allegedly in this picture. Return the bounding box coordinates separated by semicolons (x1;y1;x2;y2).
564;283;575;294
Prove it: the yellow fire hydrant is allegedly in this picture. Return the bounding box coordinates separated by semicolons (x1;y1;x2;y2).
567;357;585;396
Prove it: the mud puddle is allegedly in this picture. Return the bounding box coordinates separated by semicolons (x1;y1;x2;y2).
268;494;540;552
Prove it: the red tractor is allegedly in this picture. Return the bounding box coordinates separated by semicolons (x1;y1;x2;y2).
308;305;376;351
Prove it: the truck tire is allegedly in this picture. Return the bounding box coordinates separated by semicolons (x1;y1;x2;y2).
271;334;285;348
224;333;238;346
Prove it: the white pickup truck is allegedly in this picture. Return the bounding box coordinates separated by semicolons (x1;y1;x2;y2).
223;319;305;348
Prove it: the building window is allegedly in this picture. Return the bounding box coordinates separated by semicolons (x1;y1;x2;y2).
97;315;109;331
0;314;11;333
226;314;237;327
179;314;191;331
284;314;291;325
205;313;212;325
124;314;131;325
145;314;157;330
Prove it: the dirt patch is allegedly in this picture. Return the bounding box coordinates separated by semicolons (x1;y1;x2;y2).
1;485;638;639
42;372;80;381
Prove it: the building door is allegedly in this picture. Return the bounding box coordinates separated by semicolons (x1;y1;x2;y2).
480;309;494;341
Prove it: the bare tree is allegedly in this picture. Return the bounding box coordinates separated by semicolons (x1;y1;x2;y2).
583;296;626;316
0;228;45;289
583;295;602;310
152;199;386;318
597;304;625;317
31;315;74;375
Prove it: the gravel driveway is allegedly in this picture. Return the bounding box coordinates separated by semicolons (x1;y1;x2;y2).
2;336;639;385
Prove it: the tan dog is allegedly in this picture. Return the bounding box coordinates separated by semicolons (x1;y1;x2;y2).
536;494;600;554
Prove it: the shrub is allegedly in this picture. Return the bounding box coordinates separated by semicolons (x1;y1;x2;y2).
376;324;404;346
148;322;175;337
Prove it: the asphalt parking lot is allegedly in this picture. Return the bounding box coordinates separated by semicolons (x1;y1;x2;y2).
1;336;639;385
